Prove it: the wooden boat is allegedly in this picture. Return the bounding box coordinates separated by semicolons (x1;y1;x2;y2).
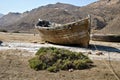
35;17;91;47
91;34;120;42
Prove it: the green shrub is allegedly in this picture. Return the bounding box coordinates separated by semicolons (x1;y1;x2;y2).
0;29;7;32
61;59;75;70
35;47;48;55
47;66;59;72
29;47;93;72
28;57;46;70
74;60;88;69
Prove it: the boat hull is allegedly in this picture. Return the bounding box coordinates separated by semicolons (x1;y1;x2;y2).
36;18;90;47
92;34;120;42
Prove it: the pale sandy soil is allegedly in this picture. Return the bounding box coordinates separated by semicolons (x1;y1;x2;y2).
0;32;42;43
0;32;120;80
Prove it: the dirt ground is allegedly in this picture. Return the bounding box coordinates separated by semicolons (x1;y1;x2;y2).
0;49;120;80
0;32;42;43
0;32;120;80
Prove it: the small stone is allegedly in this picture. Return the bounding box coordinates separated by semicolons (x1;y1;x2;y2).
68;69;74;72
96;52;103;56
31;41;37;43
88;51;92;55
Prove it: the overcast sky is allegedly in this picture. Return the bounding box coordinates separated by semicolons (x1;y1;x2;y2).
0;0;98;14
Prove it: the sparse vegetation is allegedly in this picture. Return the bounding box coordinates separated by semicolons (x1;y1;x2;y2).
12;30;20;33
0;29;7;32
29;47;93;72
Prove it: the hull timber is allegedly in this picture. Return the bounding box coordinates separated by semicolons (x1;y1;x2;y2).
35;17;90;47
92;34;120;42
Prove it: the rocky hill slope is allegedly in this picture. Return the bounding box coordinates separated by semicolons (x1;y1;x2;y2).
97;14;120;34
0;0;120;34
0;13;4;18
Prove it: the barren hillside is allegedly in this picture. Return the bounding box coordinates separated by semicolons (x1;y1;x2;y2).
97;14;120;34
0;13;4;18
0;0;120;34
